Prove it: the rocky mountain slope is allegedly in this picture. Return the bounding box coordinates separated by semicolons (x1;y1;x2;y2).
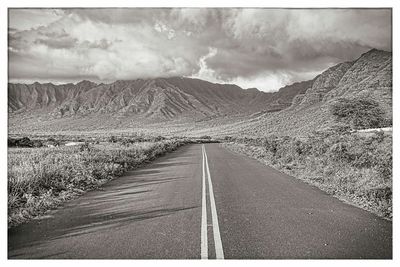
209;48;392;137
9;76;310;129
8;49;391;136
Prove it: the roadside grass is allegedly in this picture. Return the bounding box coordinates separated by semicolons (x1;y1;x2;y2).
8;139;187;227
222;130;392;220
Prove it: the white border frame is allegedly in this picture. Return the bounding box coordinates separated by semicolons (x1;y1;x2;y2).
1;1;398;266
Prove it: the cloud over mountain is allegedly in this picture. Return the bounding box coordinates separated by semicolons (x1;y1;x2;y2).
8;8;391;91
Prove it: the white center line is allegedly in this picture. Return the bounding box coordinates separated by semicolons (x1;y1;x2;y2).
201;145;208;259
202;144;225;259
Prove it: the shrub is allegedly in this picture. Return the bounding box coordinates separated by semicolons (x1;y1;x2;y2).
154;135;165;142
8;138;17;147
8;139;188;227
224;130;392;219
108;135;118;143
8;137;35;148
224;136;233;142
32;140;43;148
330;98;388;129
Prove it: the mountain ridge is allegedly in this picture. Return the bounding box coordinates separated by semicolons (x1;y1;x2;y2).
214;48;392;137
8;48;392;135
8;76;310;121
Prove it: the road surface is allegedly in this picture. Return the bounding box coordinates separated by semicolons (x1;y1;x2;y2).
8;144;392;259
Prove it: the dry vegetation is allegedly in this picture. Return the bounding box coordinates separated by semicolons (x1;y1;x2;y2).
8;138;189;227
223;129;392;220
221;97;392;220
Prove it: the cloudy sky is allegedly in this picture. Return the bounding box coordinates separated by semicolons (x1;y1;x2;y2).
8;8;391;91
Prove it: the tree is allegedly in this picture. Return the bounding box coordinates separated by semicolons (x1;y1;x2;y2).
330;98;388;129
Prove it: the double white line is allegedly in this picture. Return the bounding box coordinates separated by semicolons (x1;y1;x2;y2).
201;144;224;259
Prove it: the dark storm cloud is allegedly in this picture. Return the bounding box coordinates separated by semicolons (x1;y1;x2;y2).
8;8;392;91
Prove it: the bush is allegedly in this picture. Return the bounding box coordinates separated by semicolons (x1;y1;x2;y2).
8;138;17;147
224;130;392;219
108;135;118;143
154;136;165;142
8;139;188;227
32;140;43;148
8;137;36;148
330;98;388;129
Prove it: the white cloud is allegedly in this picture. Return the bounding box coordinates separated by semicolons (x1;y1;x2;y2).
231;72;293;91
191;47;220;82
153;21;176;39
8;8;392;91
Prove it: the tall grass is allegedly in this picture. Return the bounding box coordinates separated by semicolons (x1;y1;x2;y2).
8;140;186;227
223;130;392;219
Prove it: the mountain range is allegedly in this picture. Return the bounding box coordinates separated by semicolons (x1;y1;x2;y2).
8;48;392;136
8;77;310;120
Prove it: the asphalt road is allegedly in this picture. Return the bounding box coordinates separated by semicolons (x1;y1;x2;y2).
8;144;392;259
